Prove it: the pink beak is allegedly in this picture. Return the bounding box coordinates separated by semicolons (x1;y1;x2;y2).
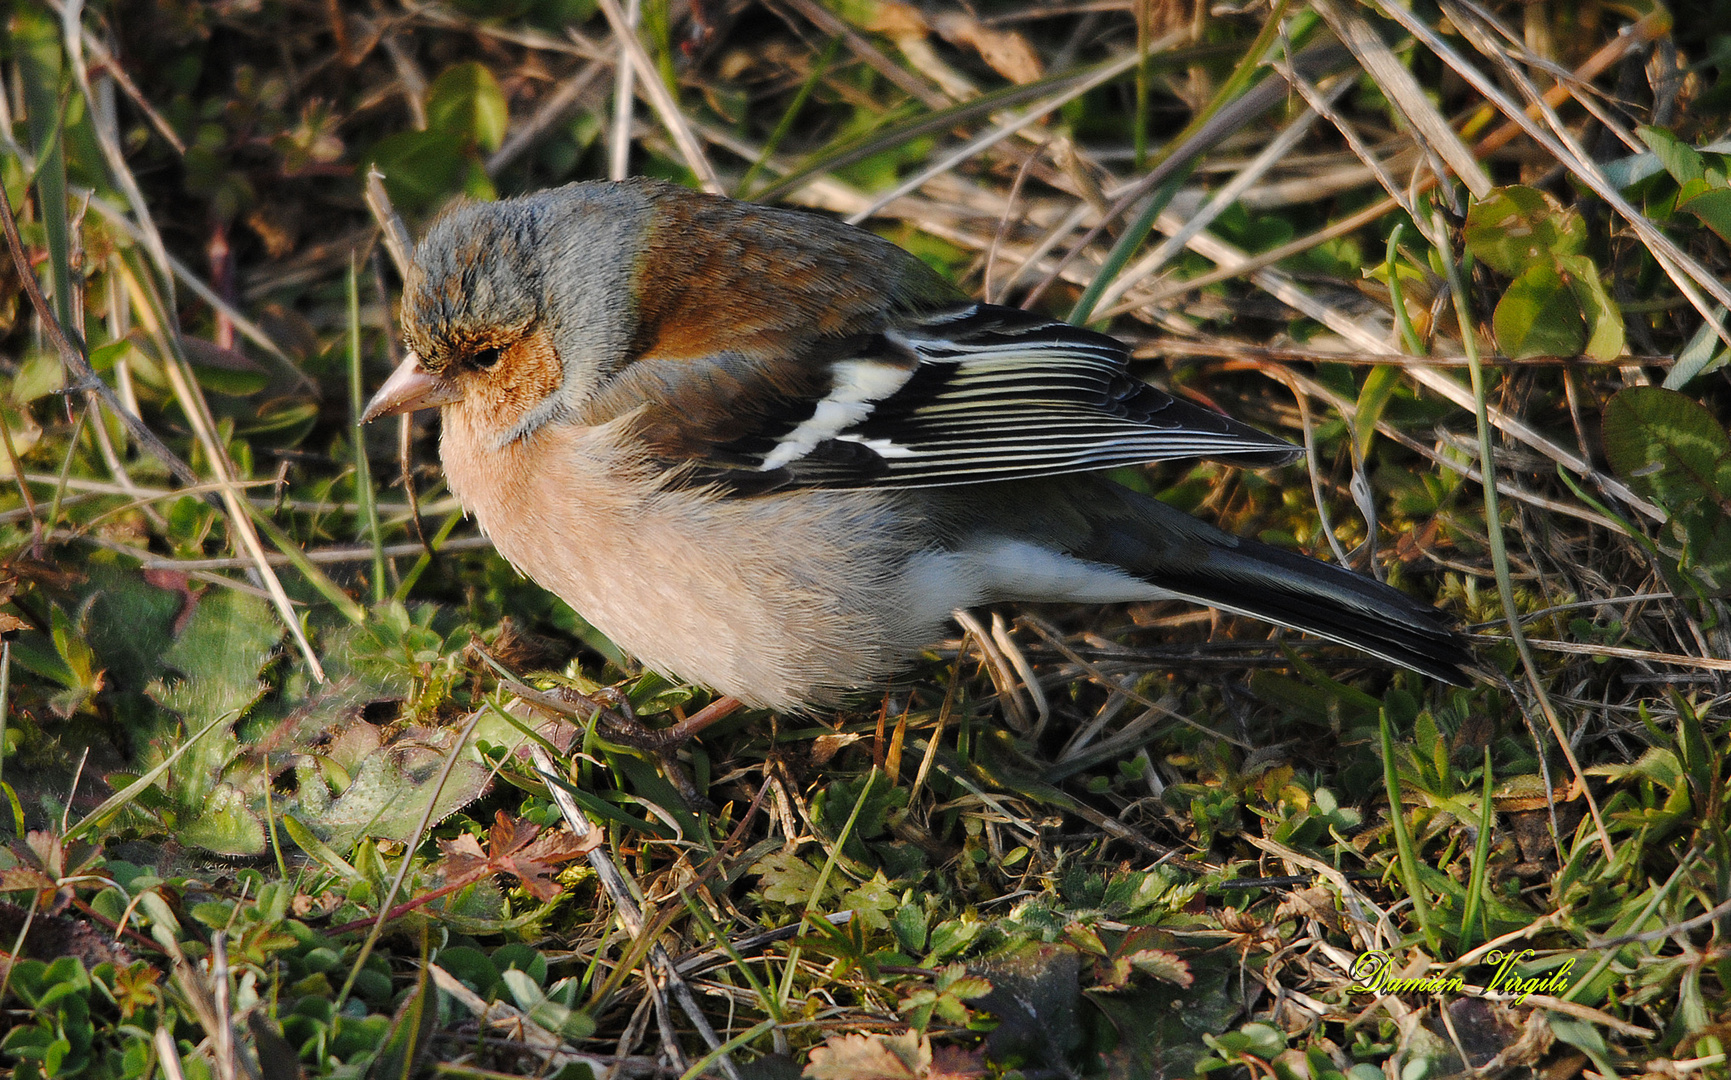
361;352;462;422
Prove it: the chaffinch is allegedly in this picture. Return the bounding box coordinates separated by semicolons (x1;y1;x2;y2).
363;178;1473;712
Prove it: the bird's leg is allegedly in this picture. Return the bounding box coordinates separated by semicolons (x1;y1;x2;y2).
586;685;642;734
583;691;743;751
652;696;745;745
505;679;742;749
580;690;743;813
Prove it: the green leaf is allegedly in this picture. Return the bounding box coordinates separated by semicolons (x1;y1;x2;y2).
973;942;1083;1062
178;782;267;856
1492;262;1585;358
1556;254;1626;361
1663;308;1729;389
432;946;500;998
1603;387;1731;511
499;969;596;1042
752;849;824;905
893;901;929;954
240;397;320;437
426;62;508;153
156;588;281;727
369;952;436;1080
839;870;899;931
15;349;66;402
282;814;363;881
1638;124;1706;186
1127;948;1194;986
83;564;182;692
1236;1021;1288;1059
1464;186;1587;276
923;915;982;964
1602;386;1731;593
492;943;548;986
1352;365;1403;464
365;131;467;213
0;1024;57;1057
1549;1015;1620;1080
12;957;91;1009
1678;183;1731;245
44;604;102;716
318;736;495;849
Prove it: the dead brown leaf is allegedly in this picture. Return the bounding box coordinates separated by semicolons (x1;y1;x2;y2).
434;810;601;902
931;13;1043;84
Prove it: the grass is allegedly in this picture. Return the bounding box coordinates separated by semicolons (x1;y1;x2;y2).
1;0;1730;1077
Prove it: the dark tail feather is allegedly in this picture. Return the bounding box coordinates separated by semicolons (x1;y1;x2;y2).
1140;534;1475;685
988;477;1476;684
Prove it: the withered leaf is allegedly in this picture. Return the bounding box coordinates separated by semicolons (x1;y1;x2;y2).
434;810;600;902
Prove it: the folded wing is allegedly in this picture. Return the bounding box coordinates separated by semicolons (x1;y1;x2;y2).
592;303;1299;493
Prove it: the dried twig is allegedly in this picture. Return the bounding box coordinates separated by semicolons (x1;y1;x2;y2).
529;746;743;1080
593;0;722;191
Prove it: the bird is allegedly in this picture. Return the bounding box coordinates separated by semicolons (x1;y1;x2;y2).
362;178;1473;714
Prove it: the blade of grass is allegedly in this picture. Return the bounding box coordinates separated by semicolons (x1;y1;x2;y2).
679;1018;778;1080
15;8;74;330
1311;0;1492;200
247;507;367;625
348;255;386;604
1106;193;1400;316
1459;748;1495;951
608;0;640;181
64;710;238;843
1379;709;1441;953
42;401;89;547
1431;203;1614;860
774;0;949;109
846;46;1151;226
0;642;10;836
1384;224;1427;357
392;509;465;602
1090;71;1351;316
332;703;489;1014
158;345;328;678
776;766;881;1012
736;35;842;200
0;408;45;557
595;0;721;191
680;894;780;1022
1067;169;1191;325
1065;2;1308;322
262;758;287;884
1132;0;1152;170
1564;853;1691;1004
1256;360;1630;532
752;51;1196;205
529;743;741;1079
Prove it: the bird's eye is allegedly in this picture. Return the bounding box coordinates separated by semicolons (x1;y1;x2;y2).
471;346;502;370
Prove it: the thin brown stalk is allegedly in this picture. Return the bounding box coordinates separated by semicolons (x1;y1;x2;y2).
1391;1;1731;346
594;0;722;192
530;745;744;1080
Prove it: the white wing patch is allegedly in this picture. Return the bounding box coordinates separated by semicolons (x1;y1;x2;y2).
759;359;916;471
731;303;1297;487
835;433;918;458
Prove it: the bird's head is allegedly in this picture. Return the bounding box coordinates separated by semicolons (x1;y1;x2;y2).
361;182;649;444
